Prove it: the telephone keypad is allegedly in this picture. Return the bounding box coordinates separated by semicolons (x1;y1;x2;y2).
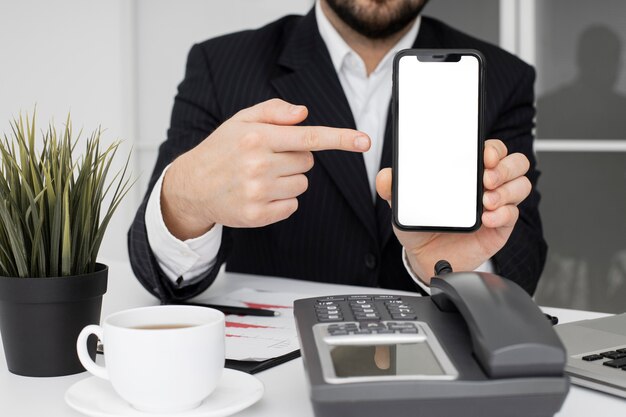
320;320;426;345
315;301;344;322
350;300;382;321
325;321;418;335
314;295;419;323
385;300;417;320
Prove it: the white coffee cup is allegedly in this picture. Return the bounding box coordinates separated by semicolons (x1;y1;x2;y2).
77;305;225;413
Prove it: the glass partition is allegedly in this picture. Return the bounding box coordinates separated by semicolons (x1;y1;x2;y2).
533;0;626;312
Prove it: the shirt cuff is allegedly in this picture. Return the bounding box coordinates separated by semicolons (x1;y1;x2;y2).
402;247;495;296
145;164;222;286
402;247;431;295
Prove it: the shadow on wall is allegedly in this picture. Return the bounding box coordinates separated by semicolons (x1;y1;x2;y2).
534;25;626;313
537;25;626;139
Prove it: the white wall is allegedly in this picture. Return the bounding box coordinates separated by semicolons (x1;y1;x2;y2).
0;0;135;262
135;0;312;193
0;1;133;134
0;0;311;264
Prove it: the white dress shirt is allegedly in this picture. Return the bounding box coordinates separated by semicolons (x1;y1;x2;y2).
145;1;492;291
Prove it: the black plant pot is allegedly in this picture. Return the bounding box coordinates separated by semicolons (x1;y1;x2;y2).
0;263;108;377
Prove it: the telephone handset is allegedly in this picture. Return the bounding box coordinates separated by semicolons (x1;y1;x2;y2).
294;272;569;417
430;271;566;378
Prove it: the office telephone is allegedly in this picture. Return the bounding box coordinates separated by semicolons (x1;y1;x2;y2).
294;271;569;417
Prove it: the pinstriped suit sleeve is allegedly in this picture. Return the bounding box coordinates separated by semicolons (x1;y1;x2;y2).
127;44;231;301
490;65;547;295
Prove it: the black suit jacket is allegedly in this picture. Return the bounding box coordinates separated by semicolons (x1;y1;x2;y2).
128;10;547;301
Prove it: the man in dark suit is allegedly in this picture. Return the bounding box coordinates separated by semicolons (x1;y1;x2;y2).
128;0;546;301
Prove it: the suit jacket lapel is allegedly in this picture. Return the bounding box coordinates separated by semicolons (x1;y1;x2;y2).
377;17;444;248
271;9;378;242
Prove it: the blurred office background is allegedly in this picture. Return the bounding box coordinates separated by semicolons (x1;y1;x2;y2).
1;1;625;312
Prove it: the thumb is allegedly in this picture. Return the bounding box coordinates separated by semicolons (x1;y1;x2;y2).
376;168;393;204
233;98;308;125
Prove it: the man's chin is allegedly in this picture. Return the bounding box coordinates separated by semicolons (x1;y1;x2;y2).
325;0;428;40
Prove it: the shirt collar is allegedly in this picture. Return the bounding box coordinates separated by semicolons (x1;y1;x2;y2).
315;0;421;74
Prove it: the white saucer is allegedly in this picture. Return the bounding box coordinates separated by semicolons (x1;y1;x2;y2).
65;369;264;417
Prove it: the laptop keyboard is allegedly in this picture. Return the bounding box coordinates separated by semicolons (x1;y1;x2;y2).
581;347;626;370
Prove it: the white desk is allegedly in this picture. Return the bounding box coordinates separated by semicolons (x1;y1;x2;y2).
1;260;624;416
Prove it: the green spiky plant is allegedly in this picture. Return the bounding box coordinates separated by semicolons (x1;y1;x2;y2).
0;113;133;278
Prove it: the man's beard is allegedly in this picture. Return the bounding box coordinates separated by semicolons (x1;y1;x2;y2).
325;0;429;40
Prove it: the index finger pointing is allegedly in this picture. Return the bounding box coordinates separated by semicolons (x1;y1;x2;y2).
269;125;371;153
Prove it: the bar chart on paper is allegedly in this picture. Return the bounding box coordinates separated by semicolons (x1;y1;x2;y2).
204;288;303;361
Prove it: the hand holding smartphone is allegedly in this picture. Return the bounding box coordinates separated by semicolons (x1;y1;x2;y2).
392;49;484;232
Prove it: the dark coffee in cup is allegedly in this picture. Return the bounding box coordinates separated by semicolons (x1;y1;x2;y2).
131;324;196;330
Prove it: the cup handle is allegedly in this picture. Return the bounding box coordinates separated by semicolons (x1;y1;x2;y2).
77;324;109;380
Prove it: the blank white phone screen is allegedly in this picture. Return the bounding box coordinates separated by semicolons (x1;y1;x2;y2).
397;55;479;228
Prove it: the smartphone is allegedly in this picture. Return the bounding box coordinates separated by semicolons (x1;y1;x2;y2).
392;49;484;232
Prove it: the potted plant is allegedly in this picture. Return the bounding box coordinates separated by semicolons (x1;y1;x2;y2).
0;113;133;377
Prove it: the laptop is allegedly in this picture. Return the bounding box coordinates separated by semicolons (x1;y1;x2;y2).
555;313;626;397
